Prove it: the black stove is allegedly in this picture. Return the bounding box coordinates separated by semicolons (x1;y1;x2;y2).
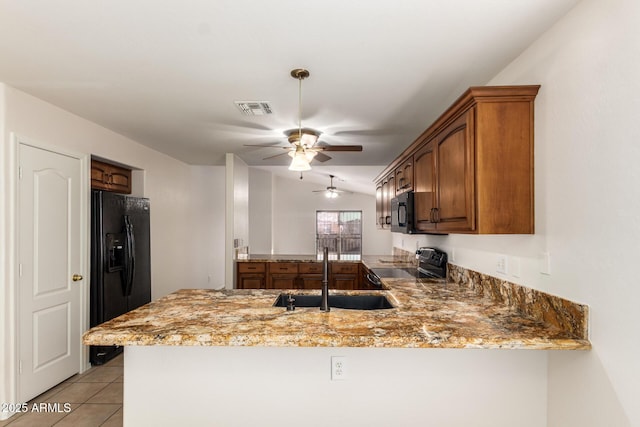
366;248;447;287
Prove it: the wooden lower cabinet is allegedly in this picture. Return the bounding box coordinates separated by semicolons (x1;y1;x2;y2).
298;275;323;290
236;262;266;289
267;263;298;289
237;274;266;289
330;263;359;290
236;261;362;290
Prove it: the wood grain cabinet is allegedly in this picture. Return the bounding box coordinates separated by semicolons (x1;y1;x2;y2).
330;263;359;290
375;182;384;229
267;263;299;289
236;261;362;290
236;262;266;289
298;263;324;290
376;172;395;229
395;158;413;194
91;159;132;194
377;85;540;235
414;112;475;233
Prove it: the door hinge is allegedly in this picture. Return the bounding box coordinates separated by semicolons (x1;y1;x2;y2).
18;166;23;180
19;360;23;374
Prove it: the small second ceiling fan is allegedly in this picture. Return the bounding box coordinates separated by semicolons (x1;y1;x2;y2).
312;175;351;198
245;69;363;171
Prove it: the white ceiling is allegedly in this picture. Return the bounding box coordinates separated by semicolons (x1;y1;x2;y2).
0;0;580;193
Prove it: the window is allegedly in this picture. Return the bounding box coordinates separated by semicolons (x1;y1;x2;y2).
316;210;362;260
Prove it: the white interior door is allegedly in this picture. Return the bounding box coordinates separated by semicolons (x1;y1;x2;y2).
18;143;82;402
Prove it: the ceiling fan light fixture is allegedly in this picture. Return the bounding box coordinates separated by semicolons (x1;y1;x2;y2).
325;190;339;199
288;152;312;171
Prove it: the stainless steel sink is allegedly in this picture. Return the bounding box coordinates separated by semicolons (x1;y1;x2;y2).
273;293;394;310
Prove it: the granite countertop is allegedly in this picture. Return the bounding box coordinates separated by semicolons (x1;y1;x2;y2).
83;256;591;350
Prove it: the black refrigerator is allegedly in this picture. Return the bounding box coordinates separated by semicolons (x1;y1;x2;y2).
90;190;151;365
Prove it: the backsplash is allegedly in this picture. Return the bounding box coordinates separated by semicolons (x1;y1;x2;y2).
447;264;589;340
391;247;418;265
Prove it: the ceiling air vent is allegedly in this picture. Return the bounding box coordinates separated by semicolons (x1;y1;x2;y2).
234;101;273;116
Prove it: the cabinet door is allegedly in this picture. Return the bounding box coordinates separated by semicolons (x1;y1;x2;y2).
436;112;475;232
386;173;395;227
299;274;323;290
380;178;391;228
375;182;384;229
269;274;298;289
332;275;357;290
395;158;413;194
237;274;265;289
413;140;437;232
90;160;132;194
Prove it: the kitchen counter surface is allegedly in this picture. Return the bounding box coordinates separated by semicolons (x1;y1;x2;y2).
83;257;590;350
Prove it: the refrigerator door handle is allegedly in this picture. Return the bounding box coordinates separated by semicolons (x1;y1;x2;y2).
123;215;136;296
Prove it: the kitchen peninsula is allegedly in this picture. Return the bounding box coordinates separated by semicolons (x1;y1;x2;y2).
83;257;589;426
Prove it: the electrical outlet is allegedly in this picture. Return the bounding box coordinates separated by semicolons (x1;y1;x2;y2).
496;254;508;274
331;356;347;380
451;248;456;262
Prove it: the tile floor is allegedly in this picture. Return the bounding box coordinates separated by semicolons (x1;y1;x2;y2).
0;354;124;427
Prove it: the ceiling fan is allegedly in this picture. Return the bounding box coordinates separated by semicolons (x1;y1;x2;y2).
245;69;363;171
312;175;351;198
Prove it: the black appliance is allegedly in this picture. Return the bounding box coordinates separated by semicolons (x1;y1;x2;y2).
391;191;417;234
366;248;448;287
415;247;447;279
90;190;151;365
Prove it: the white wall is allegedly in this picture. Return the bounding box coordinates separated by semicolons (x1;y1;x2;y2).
224;154;249;288
189;166;226;289
125;346;547;427
248;168;273;254
393;0;640;425
271;173;391;256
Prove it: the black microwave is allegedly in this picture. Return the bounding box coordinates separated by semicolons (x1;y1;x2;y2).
391;191;417;234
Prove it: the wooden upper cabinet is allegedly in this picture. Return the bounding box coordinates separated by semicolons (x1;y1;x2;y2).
380;174;393;228
375;182;384;229
432;111;475;232
378;85;539;235
395;158;413;194
413;139;437;232
91;159;132;194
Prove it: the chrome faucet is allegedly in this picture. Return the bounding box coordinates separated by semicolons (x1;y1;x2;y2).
320;247;330;312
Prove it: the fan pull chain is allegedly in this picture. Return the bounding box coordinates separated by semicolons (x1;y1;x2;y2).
298;76;303;141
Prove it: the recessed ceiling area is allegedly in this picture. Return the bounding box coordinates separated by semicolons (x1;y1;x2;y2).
0;0;580;190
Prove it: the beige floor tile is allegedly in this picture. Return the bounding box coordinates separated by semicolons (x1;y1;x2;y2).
0;411;25;426
27;381;72;403
53;404;120;427
102;354;124;368
85;383;123;405
74;367;123;383
100;407;123;427
44;382;109;404
3;403;79;427
64;367;97;384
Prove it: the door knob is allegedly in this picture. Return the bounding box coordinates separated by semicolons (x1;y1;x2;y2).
72;274;83;282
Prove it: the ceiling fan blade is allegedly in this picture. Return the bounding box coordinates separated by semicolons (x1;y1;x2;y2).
243;144;289;149
315;145;363;152
313;152;332;162
262;152;290;160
